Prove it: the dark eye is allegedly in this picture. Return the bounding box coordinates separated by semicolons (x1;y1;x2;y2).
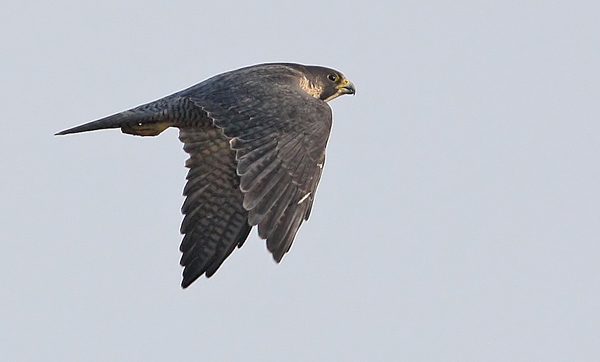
327;73;339;82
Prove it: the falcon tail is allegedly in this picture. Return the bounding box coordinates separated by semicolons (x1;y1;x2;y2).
55;111;171;137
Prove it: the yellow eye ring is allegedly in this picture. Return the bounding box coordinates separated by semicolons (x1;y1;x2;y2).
327;73;339;82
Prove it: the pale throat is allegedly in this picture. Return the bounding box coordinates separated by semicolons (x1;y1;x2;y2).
299;76;323;99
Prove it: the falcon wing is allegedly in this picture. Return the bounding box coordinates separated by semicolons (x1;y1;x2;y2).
178;126;251;288
184;76;333;262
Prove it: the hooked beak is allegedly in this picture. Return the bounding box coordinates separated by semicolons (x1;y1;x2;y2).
336;78;356;95
324;78;356;102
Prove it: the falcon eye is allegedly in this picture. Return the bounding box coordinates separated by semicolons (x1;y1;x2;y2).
327;73;339;82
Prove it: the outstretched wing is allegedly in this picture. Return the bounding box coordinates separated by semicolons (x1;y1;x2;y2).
178;126;251;288
182;68;333;261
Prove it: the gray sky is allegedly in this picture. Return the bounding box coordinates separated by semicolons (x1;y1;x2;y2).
2;1;599;361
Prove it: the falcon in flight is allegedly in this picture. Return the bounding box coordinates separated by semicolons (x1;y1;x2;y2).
57;63;355;288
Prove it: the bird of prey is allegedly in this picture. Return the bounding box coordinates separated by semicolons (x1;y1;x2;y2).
57;63;355;288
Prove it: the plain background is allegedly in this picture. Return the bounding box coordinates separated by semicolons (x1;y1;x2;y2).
2;1;599;361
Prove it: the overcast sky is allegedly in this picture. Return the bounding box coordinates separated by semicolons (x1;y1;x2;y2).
2;1;600;361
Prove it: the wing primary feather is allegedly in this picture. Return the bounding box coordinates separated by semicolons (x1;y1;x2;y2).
266;188;310;261
180;184;210;214
238;153;280;192
237;140;278;175
256;182;296;237
243;165;288;211
205;219;251;277
240;156;283;194
247;172;292;225
276;133;304;162
182;169;217;196
271;206;306;262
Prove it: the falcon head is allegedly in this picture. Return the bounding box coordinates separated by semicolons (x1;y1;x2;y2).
299;66;356;102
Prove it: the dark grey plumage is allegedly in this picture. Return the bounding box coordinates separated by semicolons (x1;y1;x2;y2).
56;63;355;288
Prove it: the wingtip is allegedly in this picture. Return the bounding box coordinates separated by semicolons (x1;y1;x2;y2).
181;270;203;289
181;275;202;289
272;252;284;263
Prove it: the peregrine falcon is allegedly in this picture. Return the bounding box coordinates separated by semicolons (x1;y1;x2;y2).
56;63;355;288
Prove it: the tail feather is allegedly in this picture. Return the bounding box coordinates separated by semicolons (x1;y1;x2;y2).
56;110;172;137
56;111;140;135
